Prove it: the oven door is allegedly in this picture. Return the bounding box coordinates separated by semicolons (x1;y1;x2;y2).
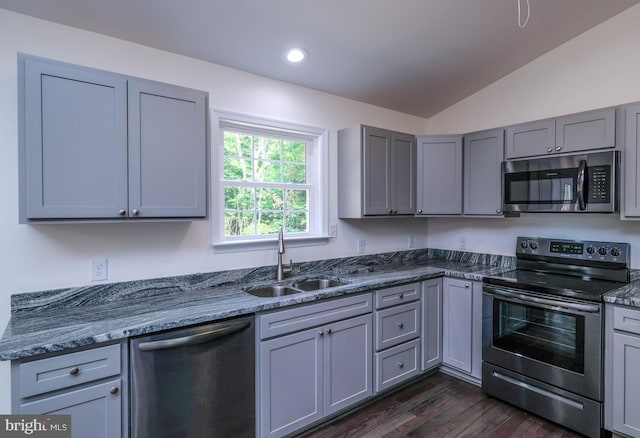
482;284;603;400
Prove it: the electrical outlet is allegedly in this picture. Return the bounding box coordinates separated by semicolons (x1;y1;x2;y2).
357;239;365;255
408;235;415;249
459;236;467;251
329;223;337;238
91;258;108;281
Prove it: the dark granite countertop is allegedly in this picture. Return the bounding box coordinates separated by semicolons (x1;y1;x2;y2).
603;270;640;307
0;249;516;361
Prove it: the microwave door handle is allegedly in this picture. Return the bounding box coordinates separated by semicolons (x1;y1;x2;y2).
577;159;587;210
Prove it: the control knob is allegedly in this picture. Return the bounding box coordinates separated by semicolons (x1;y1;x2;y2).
598;247;608;256
529;241;538;250
610;247;621;257
520;241;528;249
586;246;596;255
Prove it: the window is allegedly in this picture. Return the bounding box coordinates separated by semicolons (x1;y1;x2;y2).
212;111;328;250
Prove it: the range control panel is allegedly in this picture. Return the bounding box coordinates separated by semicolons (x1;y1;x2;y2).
516;236;630;264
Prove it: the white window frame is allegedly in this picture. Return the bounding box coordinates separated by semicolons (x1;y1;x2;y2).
211;110;329;252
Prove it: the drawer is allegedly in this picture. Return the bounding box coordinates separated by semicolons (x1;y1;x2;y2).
375;339;420;392
375;301;420;351
19;344;121;398
614;305;640;335
259;293;373;340
375;283;420;309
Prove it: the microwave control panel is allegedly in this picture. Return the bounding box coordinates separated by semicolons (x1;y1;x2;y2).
587;165;611;204
517;236;629;264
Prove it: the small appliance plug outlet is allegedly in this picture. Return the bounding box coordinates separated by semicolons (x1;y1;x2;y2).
91;258;108;281
357;239;365;255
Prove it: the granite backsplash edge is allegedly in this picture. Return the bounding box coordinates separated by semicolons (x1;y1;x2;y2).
11;248;516;315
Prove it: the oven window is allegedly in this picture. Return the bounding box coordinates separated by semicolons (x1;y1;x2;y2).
493;299;585;373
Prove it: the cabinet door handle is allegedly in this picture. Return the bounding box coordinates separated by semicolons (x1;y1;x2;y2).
319;331;324;337
397;322;404;329
110;386;119;395
393;210;398;214
397;362;404;368
326;328;332;335
69;367;79;376
496;209;501;214
465;283;470;288
388;209;393;214
555;146;562;152
118;209;126;216
417;209;422;214
132;209;140;216
547;147;553;153
399;293;404;299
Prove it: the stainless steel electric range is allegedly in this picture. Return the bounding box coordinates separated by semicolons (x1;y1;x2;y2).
482;236;630;438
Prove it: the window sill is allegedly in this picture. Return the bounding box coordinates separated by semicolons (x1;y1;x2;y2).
212;235;330;253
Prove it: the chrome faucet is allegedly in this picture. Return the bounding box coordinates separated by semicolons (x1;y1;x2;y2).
277;227;293;281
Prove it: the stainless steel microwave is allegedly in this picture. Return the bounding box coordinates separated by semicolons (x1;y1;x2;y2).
502;150;619;213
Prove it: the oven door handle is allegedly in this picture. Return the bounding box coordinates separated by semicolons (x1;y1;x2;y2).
484;285;600;313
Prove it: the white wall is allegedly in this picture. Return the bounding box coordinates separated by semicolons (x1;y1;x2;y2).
426;3;640;266
0;9;431;413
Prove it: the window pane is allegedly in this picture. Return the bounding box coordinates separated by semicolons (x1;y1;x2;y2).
224;132;251;158
257;212;283;234
286;189;308;210
283;163;306;184
224;158;253;181
257;188;284;210
257;160;281;183
283;140;306;162
224;186;254;210
286;212;308;233
254;137;281;160
225;212;255;236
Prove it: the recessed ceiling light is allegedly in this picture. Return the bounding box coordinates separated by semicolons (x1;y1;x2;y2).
284;48;307;63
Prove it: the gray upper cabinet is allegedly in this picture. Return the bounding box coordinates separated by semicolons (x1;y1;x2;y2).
127;80;207;218
505;119;555;159
463;128;504;216
19;54;208;223
338;125;416;218
415;136;462;215
623;103;640;219
505;107;615;159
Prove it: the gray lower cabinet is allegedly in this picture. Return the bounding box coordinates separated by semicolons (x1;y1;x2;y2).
11;343;127;438
19;54;207;222
415;136;463;216
257;294;373;438
505;107;615;159
338;125;416;218
422;278;442;371
463;128;504;216
623;103;640;219
611;305;640;437
373;283;421;392
442;278;482;380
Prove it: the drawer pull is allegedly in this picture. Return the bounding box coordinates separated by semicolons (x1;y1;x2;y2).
398;362;404;368
110;386;119;395
319;331;324;337
326;328;332;335
397;322;404;329
399;293;404;299
69;367;80;376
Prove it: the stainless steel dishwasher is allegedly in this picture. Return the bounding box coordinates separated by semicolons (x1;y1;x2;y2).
130;315;255;438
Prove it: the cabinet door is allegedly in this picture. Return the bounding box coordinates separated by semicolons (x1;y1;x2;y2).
128;80;207;218
22;57;128;220
555;107;615;154
505;119;555;159
442;278;473;374
463;128;504;216
20;379;121;438
416;136;463;215
323;314;372;416
362;126;391;215
260;328;323;438
390;132;416;214
613;332;640;436
422;278;442;371
624;103;640;218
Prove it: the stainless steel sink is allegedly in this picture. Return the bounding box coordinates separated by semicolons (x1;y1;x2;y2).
292;278;347;291
245;277;348;297
245;285;301;298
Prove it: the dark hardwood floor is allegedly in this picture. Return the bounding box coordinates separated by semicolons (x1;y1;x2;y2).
301;372;582;438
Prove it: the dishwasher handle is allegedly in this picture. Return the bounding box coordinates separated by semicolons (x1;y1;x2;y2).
138;319;251;352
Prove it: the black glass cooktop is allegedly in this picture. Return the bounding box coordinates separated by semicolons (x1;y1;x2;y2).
484;269;627;302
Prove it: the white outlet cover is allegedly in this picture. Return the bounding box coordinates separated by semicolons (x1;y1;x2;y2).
91;258;108;281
